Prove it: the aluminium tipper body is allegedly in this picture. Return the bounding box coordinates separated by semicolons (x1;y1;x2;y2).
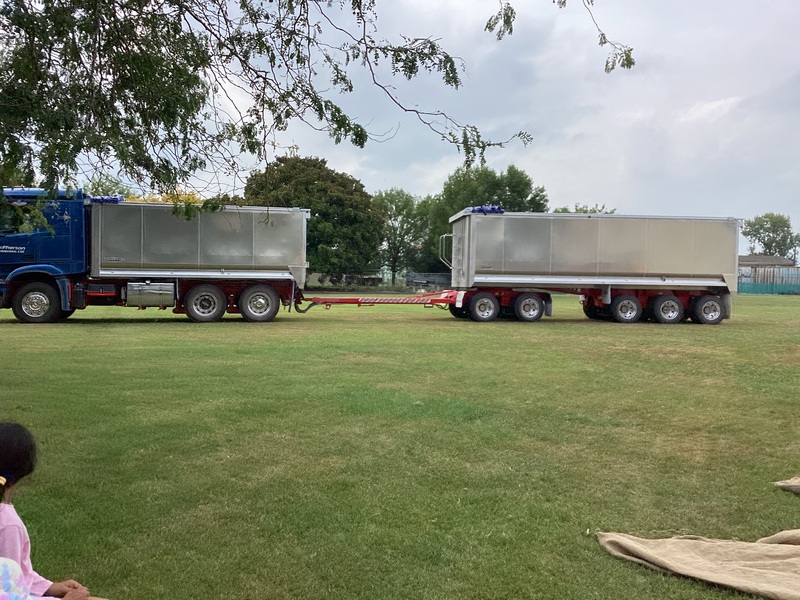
449;212;739;293
90;202;310;286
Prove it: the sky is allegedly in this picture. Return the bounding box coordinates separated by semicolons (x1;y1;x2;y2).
227;1;800;248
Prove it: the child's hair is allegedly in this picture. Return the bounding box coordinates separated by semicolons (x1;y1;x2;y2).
0;422;38;495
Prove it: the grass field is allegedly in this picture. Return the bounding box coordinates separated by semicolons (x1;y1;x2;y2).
1;293;799;599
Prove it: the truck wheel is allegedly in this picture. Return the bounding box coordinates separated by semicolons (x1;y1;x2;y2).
469;292;500;322
583;302;600;320
239;285;280;322
610;295;642;324
583;300;613;321
514;293;544;322
651;295;684;324
691;295;724;325
185;284;227;322
448;304;469;319
12;282;61;323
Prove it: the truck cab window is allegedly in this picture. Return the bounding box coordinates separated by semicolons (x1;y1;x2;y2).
0;203;21;233
0;202;48;233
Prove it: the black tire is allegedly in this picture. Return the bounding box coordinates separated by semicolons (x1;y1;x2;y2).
583;302;601;320
448;304;469;319
239;285;280;322
12;282;61;323
499;306;516;319
587;304;614;321
691;295;724;325
583;300;614;321
650;295;684;324
468;292;500;322
184;284;227;322
610;294;642;324
514;293;544;322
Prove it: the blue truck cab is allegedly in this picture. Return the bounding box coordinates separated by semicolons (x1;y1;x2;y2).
0;188;91;321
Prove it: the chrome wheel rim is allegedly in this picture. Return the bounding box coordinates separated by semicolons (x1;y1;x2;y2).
22;292;51;318
520;298;541;319
474;298;496;319
658;299;681;321
616;299;638;320
193;294;220;317
247;293;272;316
701;300;722;321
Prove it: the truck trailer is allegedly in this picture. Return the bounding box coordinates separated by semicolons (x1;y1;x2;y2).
437;209;739;324
308;209;739;325
0;188;309;323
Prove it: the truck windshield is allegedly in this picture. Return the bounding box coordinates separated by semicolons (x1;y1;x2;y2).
0;203;20;233
0;201;48;233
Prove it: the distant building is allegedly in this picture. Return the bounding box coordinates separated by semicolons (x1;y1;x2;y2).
738;255;799;294
738;255;795;268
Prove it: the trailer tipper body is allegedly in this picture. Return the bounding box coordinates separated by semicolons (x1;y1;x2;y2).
304;209;739;325
439;210;739;323
0;188;309;322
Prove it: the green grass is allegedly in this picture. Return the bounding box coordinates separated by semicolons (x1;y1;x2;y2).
1;294;799;599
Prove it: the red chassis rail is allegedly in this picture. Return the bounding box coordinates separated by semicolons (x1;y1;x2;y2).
296;290;464;312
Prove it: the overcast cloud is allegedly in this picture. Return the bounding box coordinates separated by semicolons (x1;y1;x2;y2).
261;1;800;242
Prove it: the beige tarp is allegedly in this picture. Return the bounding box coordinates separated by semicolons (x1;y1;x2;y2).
775;477;800;494
597;479;800;600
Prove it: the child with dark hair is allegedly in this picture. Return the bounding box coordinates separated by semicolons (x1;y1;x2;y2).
0;422;100;599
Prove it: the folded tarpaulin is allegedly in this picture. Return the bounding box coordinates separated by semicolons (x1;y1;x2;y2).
466;205;505;215
598;529;800;600
775;477;800;494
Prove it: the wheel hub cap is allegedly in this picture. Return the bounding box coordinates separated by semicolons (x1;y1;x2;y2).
250;296;268;313
23;292;50;317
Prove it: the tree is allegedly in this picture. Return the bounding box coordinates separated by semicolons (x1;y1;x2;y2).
411;165;548;272
0;1;511;193
495;165;549;212
374;189;422;286
742;213;800;261
244;156;383;282
0;1;631;194
553;0;635;73
0;156;34;188
552;203;616;213
82;174;216;220
83;174;136;198
406;195;446;273
434;165;549;215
